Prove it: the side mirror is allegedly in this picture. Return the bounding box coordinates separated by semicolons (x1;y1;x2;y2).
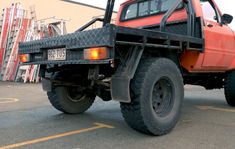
221;14;233;24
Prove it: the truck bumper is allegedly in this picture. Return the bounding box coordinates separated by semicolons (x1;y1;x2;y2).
19;25;115;65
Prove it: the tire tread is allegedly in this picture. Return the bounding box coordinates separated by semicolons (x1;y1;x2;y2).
121;58;183;135
225;70;235;106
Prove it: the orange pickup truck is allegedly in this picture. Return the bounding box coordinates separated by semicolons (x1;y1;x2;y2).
19;0;235;135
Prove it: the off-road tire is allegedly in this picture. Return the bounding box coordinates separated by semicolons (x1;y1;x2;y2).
225;70;235;107
47;86;95;114
120;58;184;135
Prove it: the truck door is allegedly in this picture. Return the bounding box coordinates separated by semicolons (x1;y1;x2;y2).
201;0;235;70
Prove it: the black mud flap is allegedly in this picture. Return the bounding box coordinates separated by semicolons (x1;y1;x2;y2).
42;78;52;92
111;76;131;103
111;46;144;103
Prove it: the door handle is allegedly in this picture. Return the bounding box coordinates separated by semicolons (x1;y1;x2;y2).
207;23;213;28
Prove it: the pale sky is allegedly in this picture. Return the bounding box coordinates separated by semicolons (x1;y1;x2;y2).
73;0;235;30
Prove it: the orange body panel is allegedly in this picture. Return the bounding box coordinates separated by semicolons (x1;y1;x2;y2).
116;0;235;72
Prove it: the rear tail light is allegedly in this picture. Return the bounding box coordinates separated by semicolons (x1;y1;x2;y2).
19;54;30;63
84;47;108;60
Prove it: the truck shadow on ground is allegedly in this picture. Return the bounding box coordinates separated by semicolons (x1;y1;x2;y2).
37;92;231;136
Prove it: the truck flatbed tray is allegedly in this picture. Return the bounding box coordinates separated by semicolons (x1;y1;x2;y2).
19;24;203;65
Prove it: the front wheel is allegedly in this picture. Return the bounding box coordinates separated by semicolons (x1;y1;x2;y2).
224;70;235;107
47;86;96;114
121;58;184;135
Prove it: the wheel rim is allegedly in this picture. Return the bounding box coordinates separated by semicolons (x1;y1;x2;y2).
66;87;87;102
152;77;174;117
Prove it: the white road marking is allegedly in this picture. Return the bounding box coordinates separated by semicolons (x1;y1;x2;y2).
0;98;19;104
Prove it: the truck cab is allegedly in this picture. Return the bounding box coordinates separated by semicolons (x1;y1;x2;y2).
116;0;235;72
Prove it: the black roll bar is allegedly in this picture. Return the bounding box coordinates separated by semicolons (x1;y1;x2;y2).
76;0;115;32
76;18;104;32
76;0;196;37
103;0;116;26
160;0;196;37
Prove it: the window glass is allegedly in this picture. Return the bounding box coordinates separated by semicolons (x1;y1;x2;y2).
124;3;137;19
122;0;183;21
161;0;175;12
150;0;160;14
139;1;149;17
201;1;216;21
150;0;180;14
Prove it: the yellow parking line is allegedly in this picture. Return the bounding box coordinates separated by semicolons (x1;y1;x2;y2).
0;98;19;104
0;123;114;149
196;105;235;113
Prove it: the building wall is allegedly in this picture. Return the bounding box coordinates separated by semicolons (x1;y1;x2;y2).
0;0;117;33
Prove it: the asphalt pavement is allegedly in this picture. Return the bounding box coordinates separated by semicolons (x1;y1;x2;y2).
0;82;235;149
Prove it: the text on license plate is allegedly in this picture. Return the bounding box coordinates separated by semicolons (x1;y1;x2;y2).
48;48;66;61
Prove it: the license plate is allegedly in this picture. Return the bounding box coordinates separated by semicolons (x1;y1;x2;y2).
48;48;66;61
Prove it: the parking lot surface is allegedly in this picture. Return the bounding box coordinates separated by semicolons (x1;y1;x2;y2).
0;82;235;149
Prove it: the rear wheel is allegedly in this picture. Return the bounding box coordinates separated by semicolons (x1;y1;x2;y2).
120;58;184;135
224;70;235;107
47;71;96;114
47;86;95;114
